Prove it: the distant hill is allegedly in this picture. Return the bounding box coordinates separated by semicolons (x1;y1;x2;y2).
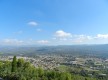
0;45;108;58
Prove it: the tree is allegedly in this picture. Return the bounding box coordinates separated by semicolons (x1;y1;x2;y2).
11;56;17;72
38;67;44;77
85;78;87;80
17;58;24;67
20;75;26;80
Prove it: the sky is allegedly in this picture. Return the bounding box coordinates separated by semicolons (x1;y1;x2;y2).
0;0;108;45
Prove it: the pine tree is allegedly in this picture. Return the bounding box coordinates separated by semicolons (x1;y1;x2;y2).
11;56;17;72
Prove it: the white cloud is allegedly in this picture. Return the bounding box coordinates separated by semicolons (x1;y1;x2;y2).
53;30;94;43
28;21;38;26
54;30;72;40
14;30;23;34
73;35;93;43
2;33;108;45
37;40;49;44
54;30;93;43
0;39;50;45
96;34;108;39
36;29;42;32
2;39;23;45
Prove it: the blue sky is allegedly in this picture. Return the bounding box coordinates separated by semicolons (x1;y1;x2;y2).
0;0;108;45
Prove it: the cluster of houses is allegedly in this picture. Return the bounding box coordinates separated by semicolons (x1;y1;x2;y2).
0;55;108;71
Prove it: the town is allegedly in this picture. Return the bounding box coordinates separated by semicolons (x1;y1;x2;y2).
0;55;108;73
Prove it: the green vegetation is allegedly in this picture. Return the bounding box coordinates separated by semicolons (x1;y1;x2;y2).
0;56;97;80
11;56;17;72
